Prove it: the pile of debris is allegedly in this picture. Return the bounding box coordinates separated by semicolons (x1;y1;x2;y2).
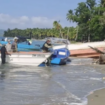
90;46;105;64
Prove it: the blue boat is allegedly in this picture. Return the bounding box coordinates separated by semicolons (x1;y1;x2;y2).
50;48;70;65
0;40;43;51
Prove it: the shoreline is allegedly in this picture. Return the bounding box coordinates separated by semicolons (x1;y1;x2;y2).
87;64;105;105
87;87;105;105
69;57;105;105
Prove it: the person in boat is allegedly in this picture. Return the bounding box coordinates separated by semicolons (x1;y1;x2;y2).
6;40;12;52
11;37;18;52
1;44;11;64
27;39;32;45
41;39;53;52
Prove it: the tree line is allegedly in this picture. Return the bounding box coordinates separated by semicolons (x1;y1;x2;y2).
67;0;105;42
3;0;105;42
3;26;77;40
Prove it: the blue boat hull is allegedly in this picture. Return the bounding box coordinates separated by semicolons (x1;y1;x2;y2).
0;41;41;51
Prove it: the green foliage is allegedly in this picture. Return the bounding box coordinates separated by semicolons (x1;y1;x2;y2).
67;0;105;42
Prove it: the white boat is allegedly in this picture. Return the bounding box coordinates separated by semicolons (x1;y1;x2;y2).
0;52;52;66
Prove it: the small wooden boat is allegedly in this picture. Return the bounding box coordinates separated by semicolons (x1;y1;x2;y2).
0;52;52;66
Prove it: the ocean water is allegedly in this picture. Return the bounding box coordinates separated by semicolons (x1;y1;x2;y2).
0;58;105;105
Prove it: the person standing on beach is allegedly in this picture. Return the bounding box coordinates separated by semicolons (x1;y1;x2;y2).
1;45;11;64
6;40;12;52
11;37;18;52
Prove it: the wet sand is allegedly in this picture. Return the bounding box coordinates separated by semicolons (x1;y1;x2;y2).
87;88;105;105
91;64;105;74
87;64;105;105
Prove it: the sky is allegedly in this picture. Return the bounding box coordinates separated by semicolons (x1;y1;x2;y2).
0;0;100;29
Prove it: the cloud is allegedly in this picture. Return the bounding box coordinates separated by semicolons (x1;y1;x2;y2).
0;13;56;29
0;13;76;29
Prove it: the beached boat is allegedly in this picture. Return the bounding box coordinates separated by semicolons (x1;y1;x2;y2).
53;41;105;58
0;52;52;66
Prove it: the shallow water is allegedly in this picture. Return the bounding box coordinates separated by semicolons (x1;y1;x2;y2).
0;58;105;105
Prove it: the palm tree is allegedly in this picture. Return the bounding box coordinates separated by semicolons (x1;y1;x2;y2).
99;12;105;25
75;26;79;41
67;10;73;22
101;0;105;7
53;21;63;38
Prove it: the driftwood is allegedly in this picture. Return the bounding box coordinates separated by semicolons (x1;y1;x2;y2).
88;46;105;54
89;46;105;64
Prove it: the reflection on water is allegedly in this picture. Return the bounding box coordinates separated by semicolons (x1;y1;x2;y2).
0;58;105;105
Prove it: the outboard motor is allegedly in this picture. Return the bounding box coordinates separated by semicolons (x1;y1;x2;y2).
51;48;70;65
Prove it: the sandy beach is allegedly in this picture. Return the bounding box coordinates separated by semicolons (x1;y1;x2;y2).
87;88;105;105
87;64;105;105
